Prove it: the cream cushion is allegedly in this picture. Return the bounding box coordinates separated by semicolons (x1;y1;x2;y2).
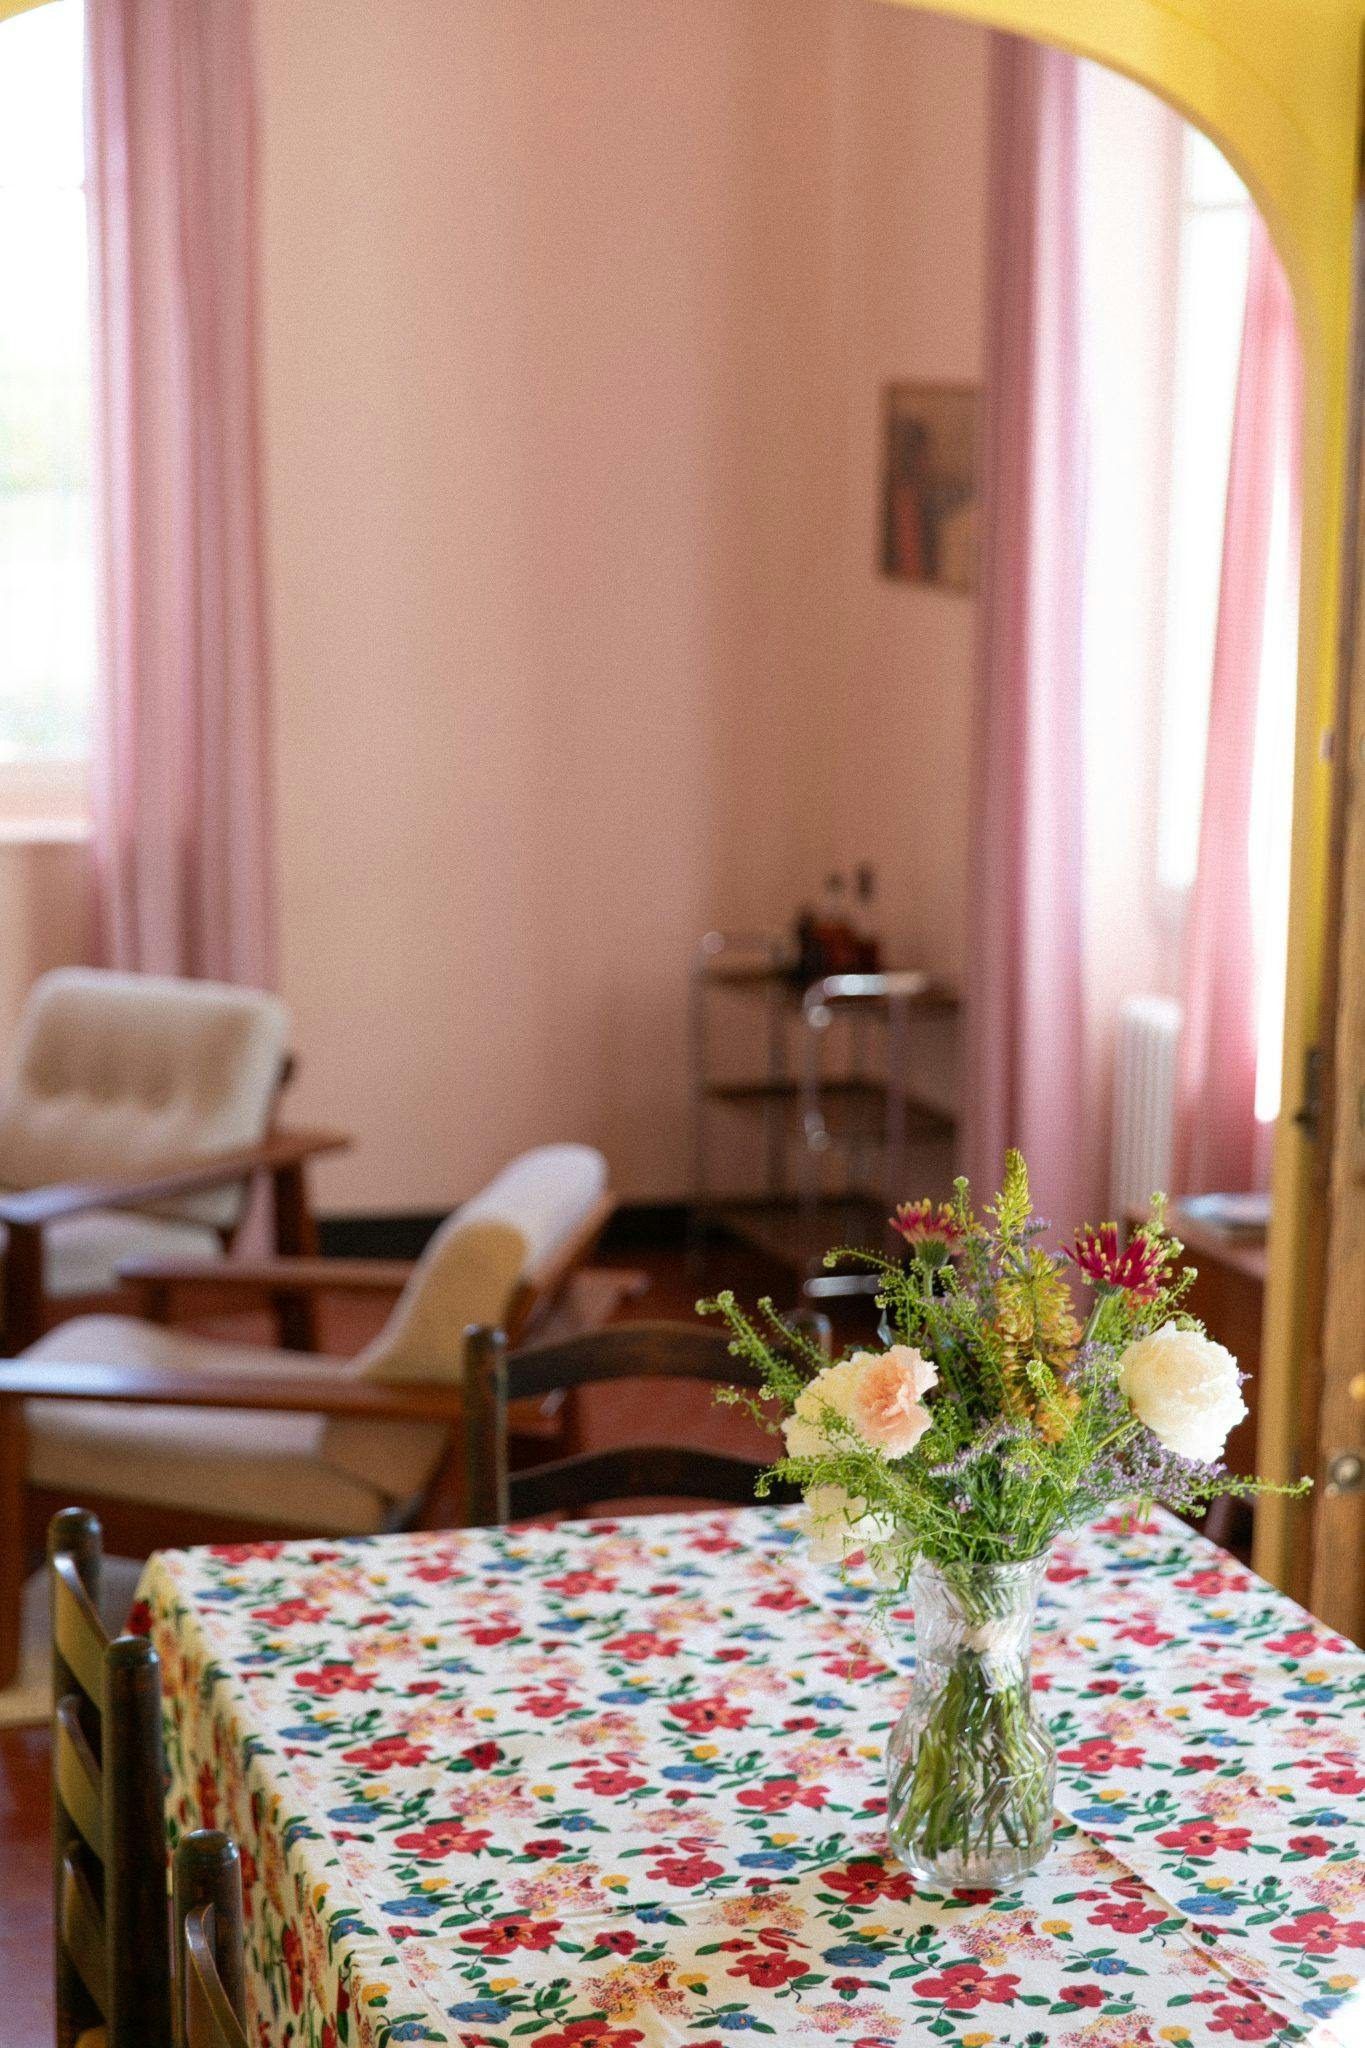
0;967;289;1238
25;1316;391;1534
22;1144;609;1529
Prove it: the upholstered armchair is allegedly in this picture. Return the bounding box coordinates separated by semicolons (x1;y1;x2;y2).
0;1143;617;1683
0;968;347;1353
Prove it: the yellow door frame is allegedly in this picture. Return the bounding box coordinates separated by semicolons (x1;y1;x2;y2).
7;0;1362;1592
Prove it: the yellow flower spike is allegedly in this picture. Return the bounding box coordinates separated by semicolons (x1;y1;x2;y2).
421;1635;439;1650
857;1746;880;1760
362;1984;388;2005
1327;1974;1357;1992
531;1784;555;1798
1206;1877;1232;1891
1167;1707;1190;1720
681;1976;708;1992
1160;2029;1191;2043
1097;1790;1122;1802
962;2034;993;2047
770;1833;797;1846
421;1879;444;1894
1268;1784;1293;1796
488;1978;517;1995
473;1707;495;1720
602;1875;628;1889
692;1744;718;1760
1041;1919;1071;1934
861;1924;889;1939
1076;1635;1097;1651
1304;1668;1328;1684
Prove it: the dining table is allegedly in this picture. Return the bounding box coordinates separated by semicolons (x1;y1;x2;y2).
135;1504;1364;2048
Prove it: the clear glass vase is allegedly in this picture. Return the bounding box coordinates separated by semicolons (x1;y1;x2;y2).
886;1551;1056;1889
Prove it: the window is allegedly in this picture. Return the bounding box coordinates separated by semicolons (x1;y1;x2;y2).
0;0;92;821
1154;128;1253;901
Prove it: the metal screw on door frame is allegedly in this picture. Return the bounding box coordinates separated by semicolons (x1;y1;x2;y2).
1326;1451;1365;1494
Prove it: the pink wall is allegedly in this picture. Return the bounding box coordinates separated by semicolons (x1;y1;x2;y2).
254;0;989;1209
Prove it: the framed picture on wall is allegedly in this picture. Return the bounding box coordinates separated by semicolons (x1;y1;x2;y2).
880;381;979;592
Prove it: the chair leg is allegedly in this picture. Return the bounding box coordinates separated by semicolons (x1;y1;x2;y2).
1;1221;45;1357
270;1163;319;1351
0;1397;27;1688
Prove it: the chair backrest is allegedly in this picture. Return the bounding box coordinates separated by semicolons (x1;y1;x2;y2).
355;1145;613;1386
175;1832;249;2048
463;1316;828;1525
0;969;290;1231
318;1146;612;1507
49;1506;172;2048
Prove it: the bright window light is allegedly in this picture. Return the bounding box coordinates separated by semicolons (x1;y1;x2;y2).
0;0;94;773
1155;130;1252;898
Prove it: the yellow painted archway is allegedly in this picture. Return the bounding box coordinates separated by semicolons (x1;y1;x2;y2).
4;0;1362;1588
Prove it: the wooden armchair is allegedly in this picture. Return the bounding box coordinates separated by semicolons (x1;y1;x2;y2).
0;968;348;1353
0;1145;619;1684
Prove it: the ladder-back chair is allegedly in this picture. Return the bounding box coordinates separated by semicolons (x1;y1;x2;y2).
464;1316;827;1524
174;1831;249;2048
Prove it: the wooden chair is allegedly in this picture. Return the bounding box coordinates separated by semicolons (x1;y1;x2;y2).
0;969;348;1354
464;1316;827;1524
0;1149;621;1682
49;1506;172;2048
174;1832;249;2048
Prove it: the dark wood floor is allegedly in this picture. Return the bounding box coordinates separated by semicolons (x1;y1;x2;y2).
0;1233;839;2044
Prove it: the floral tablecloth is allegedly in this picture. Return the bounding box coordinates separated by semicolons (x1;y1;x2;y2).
137;1507;1365;2048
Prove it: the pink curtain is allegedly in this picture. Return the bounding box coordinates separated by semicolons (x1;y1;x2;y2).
962;34;1091;1229
1175;218;1301;1194
85;0;274;986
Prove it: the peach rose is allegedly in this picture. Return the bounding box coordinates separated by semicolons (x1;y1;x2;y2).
848;1346;938;1457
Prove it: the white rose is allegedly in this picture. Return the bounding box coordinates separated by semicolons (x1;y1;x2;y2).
1117;1321;1247;1463
804;1484;896;1572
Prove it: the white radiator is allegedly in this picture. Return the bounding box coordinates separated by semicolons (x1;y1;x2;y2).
1110;996;1182;1219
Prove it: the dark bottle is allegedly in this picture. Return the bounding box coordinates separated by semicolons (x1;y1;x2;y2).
853;862;882;972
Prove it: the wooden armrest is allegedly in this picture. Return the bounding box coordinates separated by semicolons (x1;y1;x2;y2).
116;1255;413;1297
0;1358;458;1422
0;1129;351;1228
506;1191;616;1341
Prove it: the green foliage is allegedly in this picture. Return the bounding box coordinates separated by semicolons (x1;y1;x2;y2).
698;1158;1310;1583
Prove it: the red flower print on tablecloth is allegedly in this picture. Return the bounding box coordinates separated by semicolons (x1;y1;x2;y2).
603;1632;681;1661
667;1696;752;1733
1209;2001;1281;2039
520;1688;582;1719
592;1931;639;1956
461;1741;503;1768
725;1949;809;1988
196;1761;218;1828
531;2025;645;2048
754;1584;809;1612
293;1664;377;1695
460;1915;563;1955
914;1961;1020;2011
1204;1690;1266;1717
1306;1764;1365;1795
281;1922;304;2012
1265;1625;1350;1657
1287;1833;1333;1857
1156;1821;1253;1859
737;1776;829;1813
341;1734;432;1771
544;1571;618;1596
576;1762;647;1796
1060;1985;1106;2007
1089;1898;1169;1934
822;1858;917;1906
394;1819;492;1860
209;1541;286;1563
467;1621;521;1646
1269;1909;1365;1955
1060;1736;1146;1773
251;1597;328;1627
1180;1752;1222;1772
646;1849;725;1886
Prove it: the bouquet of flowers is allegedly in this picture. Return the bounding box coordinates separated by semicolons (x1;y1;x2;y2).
699;1151;1307;1885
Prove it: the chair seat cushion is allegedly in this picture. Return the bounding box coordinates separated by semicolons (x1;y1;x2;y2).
6;1207;221;1301
23;1317;396;1534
